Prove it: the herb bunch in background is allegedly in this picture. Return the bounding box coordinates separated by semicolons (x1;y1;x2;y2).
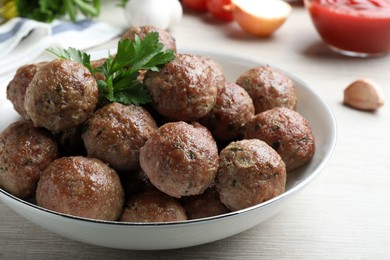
8;0;101;23
0;0;17;23
117;0;129;8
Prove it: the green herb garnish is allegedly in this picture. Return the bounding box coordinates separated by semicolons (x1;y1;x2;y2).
47;46;92;72
47;32;175;106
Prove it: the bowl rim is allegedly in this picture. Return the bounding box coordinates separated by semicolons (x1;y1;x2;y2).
0;48;337;227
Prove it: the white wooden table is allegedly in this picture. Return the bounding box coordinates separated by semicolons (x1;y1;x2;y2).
1;2;390;259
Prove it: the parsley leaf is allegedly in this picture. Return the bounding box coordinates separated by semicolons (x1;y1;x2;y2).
109;32;175;75
47;31;175;107
46;47;93;72
95;32;175;106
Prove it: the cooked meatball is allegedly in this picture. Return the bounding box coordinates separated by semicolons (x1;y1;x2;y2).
24;59;98;132
198;55;226;90
216;139;286;211
244;107;315;172
36;156;124;221
199;81;255;141
120;188;187;223
0;120;59;199
181;186;230;220
140;121;219;198
143;54;218;121
82;102;158;171
121;25;177;52
6;62;46;119
236;65;297;114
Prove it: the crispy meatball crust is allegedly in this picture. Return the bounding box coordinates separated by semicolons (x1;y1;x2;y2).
121;25;177;52
120;188;187;223
216;139;286;211
244;107;315;172
199;81;255;141
140;121;219;198
181;186;230;220
0;121;59;199
82;102;158;171
6;62;46;119
36;156;124;221
197;55;226;90
24;59;98;132
143;54;218;121
236;65;297;114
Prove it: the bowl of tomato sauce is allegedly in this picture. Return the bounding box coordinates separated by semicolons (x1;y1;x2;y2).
304;0;390;57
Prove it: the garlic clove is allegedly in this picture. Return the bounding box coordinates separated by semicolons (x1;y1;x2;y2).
124;0;183;30
231;0;291;37
343;78;384;111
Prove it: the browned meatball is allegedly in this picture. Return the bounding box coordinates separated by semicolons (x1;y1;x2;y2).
244;107;315;172
143;54;218;121
36;156;124;221
6;62;46;119
121;25;177;52
82;102;158;171
197;55;226;90
181;186;230;220
216;139;286;211
24;59;98;132
120;188;187;223
236;65;297;114
140;121;219;198
0;120;59;199
199;81;255;141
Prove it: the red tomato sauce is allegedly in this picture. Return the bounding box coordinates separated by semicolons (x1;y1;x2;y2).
307;0;390;55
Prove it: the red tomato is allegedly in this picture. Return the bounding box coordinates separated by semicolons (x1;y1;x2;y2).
182;0;208;12
206;0;233;21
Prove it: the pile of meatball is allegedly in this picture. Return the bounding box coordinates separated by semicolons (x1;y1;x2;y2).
0;26;315;223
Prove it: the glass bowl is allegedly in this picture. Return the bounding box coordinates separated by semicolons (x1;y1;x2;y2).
304;0;390;57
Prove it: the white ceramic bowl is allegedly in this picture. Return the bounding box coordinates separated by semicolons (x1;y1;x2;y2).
0;49;337;250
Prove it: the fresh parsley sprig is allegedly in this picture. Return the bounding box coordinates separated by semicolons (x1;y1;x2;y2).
47;32;175;106
47;46;93;72
95;32;175;105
